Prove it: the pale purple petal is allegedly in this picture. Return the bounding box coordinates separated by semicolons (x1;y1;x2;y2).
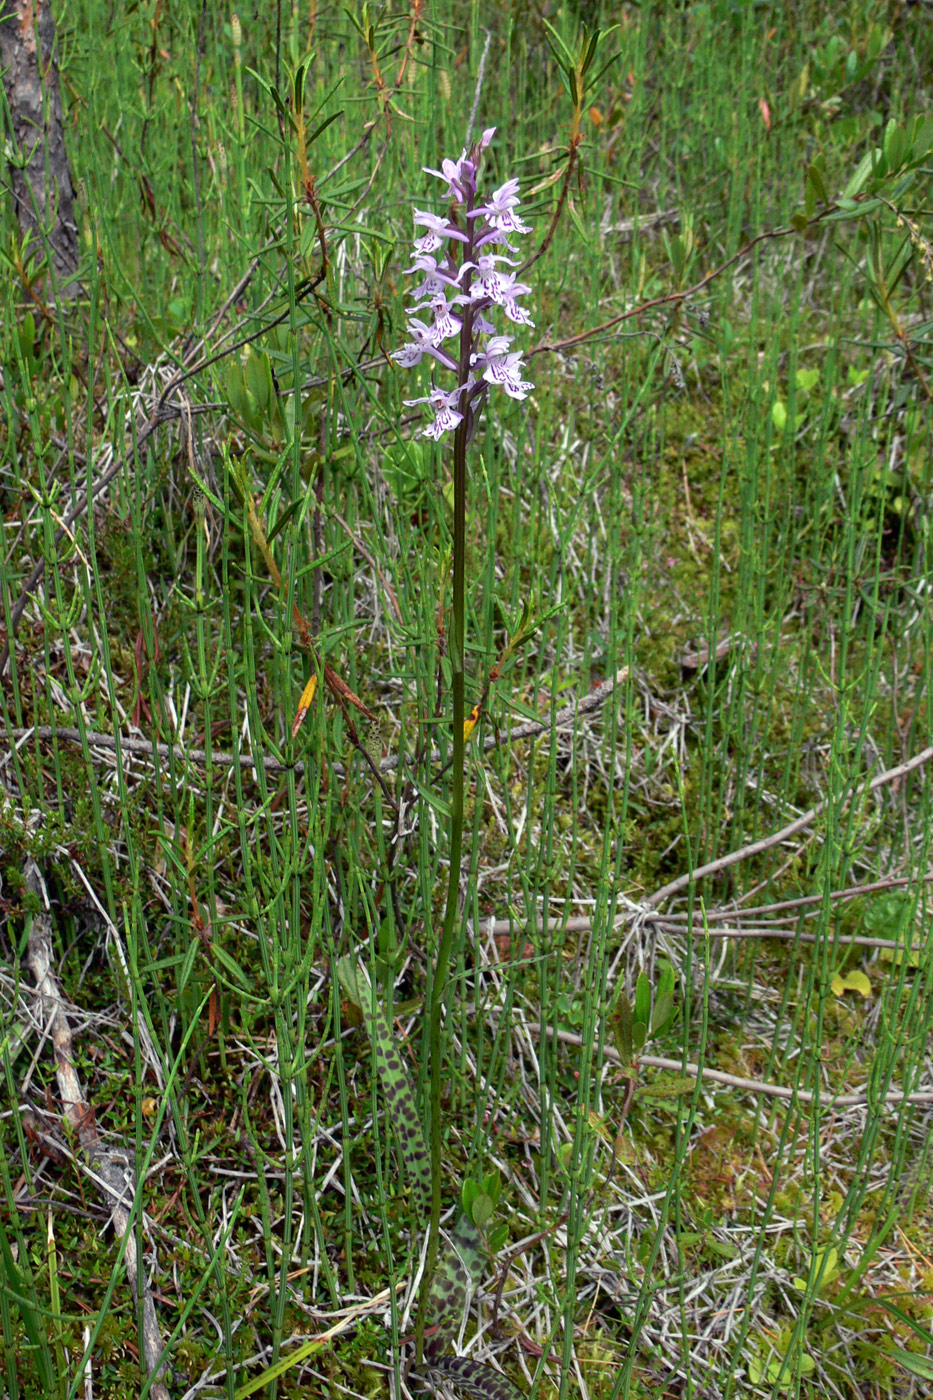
405;254;461;304
502;301;534;327
413;385;465;438
467;253;519;304
478;334;513;360
423;154;469;202
392;342;424;368
413;208;468;239
501;375;533;400
395;317;458;372
499;279;535;326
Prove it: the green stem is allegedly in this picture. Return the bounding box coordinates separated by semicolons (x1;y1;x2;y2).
416;404;468;1364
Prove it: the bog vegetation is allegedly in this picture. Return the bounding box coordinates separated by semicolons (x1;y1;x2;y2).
1;3;932;1399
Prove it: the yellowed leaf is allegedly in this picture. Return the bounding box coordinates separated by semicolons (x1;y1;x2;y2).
291;673;318;738
831;969;871;998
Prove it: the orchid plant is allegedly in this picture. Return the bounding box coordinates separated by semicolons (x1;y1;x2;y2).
388;130;535;1382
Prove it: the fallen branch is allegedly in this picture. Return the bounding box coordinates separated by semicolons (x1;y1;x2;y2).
550;1027;933;1108
22;858;171;1400
6;667;627;780
489;872;933;956
646;742;933;909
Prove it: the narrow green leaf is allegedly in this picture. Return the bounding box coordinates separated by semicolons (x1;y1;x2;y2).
225;361;247;418
842;149;874;199
883;120;906;172
470;1194;495;1228
306;110;344;147
634;972;651;1028
336;955;361;1005
876;1297;933;1347
650;991;674;1035
582;29;600;75
807;162;829;204
344;8;367;41
828;197;883;220
891;1347;933;1382
540;17;574;69
267;496;304;544
481;1171;502;1206
636;1075;696;1098
0;1220;55;1390
614;992;633;1063
245;351;273;414
177;936;200;994
406;773;452;818
461;1179;480;1216
487;1223;509;1254
657;962;675;1001
210;943;253;991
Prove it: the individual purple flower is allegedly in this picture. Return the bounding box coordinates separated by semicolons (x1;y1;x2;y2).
462;252;518;305
404;254;462;303
392;317;458;371
423;128;497;203
404;385;465;439
421;155;467;202
412;208;469;256
428;296;462;343
392;341;424;370
499;278;535;327
479;337;534;399
473;179;532;238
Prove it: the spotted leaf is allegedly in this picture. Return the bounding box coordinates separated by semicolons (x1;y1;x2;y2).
337;957;432;1211
424;1213;486;1352
422;1355;527;1400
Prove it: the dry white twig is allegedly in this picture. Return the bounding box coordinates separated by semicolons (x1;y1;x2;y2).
22;858;171;1400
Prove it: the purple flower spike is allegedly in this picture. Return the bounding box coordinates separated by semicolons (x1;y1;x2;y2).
394;128;534;440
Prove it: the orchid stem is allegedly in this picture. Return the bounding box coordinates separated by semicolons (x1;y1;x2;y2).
416;394;467;1365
